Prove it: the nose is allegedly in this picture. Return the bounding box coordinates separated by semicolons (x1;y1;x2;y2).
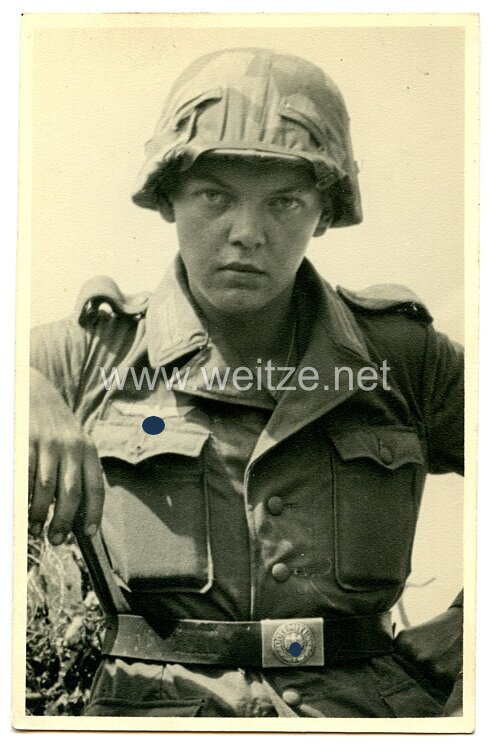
228;201;266;251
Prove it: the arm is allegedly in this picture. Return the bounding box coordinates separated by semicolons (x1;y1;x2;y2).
394;327;464;710
344;296;465;708
393;596;463;712
29;319;105;544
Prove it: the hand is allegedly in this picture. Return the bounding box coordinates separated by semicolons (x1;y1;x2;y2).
442;672;463;717
29;367;104;544
394;606;463;689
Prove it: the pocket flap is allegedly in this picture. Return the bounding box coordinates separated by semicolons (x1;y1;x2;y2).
91;418;210;464
86;697;205;717
330;427;424;470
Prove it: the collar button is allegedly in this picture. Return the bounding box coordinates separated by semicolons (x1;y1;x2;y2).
271;562;290;582
282;689;302;707
379;443;394;465
266;496;284;515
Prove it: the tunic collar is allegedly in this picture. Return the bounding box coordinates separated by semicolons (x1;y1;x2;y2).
146;254;370;370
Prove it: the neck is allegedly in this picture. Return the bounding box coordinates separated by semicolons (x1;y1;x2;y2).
194;286;296;366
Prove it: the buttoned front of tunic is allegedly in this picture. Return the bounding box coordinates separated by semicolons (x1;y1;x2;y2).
30;256;464;717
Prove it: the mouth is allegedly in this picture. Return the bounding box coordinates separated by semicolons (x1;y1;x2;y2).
219;262;266;274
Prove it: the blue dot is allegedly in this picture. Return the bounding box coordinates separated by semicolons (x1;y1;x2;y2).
142;416;165;435
288;641;303;657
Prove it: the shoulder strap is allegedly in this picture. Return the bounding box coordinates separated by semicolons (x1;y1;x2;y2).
337;283;433;324
75;275;151;327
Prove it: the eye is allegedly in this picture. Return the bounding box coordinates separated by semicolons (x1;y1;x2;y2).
200;189;229;207
270;195;302;211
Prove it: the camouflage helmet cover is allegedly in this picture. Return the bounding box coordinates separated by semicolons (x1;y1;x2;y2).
132;48;362;229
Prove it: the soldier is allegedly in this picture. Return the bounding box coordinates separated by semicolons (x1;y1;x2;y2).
29;48;464;718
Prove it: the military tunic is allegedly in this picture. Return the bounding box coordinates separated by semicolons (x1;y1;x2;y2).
30;256;464;717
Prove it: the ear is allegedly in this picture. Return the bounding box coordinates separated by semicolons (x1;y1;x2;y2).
157;196;176;223
313;212;332;237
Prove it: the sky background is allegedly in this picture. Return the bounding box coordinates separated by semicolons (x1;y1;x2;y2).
27;18;466;625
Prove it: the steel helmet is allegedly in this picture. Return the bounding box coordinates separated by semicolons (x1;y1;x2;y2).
132;48;362;229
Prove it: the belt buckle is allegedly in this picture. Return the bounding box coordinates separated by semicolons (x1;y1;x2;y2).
261;617;324;668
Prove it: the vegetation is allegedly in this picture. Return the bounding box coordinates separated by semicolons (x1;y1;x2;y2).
26;532;104;716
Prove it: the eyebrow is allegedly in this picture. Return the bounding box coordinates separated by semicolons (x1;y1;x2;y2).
185;173;313;195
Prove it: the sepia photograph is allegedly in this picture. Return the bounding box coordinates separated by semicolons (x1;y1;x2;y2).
13;12;478;732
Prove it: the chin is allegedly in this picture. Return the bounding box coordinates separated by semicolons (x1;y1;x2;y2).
212;290;268;316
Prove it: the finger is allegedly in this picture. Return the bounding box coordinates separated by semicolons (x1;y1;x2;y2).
80;443;105;535
442;675;463;716
29;443;59;536
48;448;83;545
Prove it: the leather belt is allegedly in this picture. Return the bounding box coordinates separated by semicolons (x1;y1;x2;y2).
102;612;394;668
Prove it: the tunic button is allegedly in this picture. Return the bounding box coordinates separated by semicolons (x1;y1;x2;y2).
267;496;284;515
271;562;290;582
379;442;394;465
282;689;302;707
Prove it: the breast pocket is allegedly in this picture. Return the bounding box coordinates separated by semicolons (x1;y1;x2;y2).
330;427;425;592
90;412;213;595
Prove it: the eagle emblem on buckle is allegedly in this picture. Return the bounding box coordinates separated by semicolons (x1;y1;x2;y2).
261;617;324;667
271;621;315;664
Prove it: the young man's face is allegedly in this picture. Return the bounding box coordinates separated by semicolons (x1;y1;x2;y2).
164;155;324;316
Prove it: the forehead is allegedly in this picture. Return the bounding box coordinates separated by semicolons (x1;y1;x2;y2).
179;153;318;189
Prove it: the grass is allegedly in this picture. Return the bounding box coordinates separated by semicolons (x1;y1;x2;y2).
26;532;105;716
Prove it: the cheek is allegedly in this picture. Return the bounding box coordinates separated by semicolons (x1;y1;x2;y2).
175;209;224;252
174;210;199;246
280;206;321;240
275;218;317;262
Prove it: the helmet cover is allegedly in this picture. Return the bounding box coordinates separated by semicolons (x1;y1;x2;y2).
132;48;362;229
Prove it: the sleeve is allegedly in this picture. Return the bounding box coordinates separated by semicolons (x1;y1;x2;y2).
346;306;464;477
449;591;464;609
421;327;464;476
30;317;90;411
